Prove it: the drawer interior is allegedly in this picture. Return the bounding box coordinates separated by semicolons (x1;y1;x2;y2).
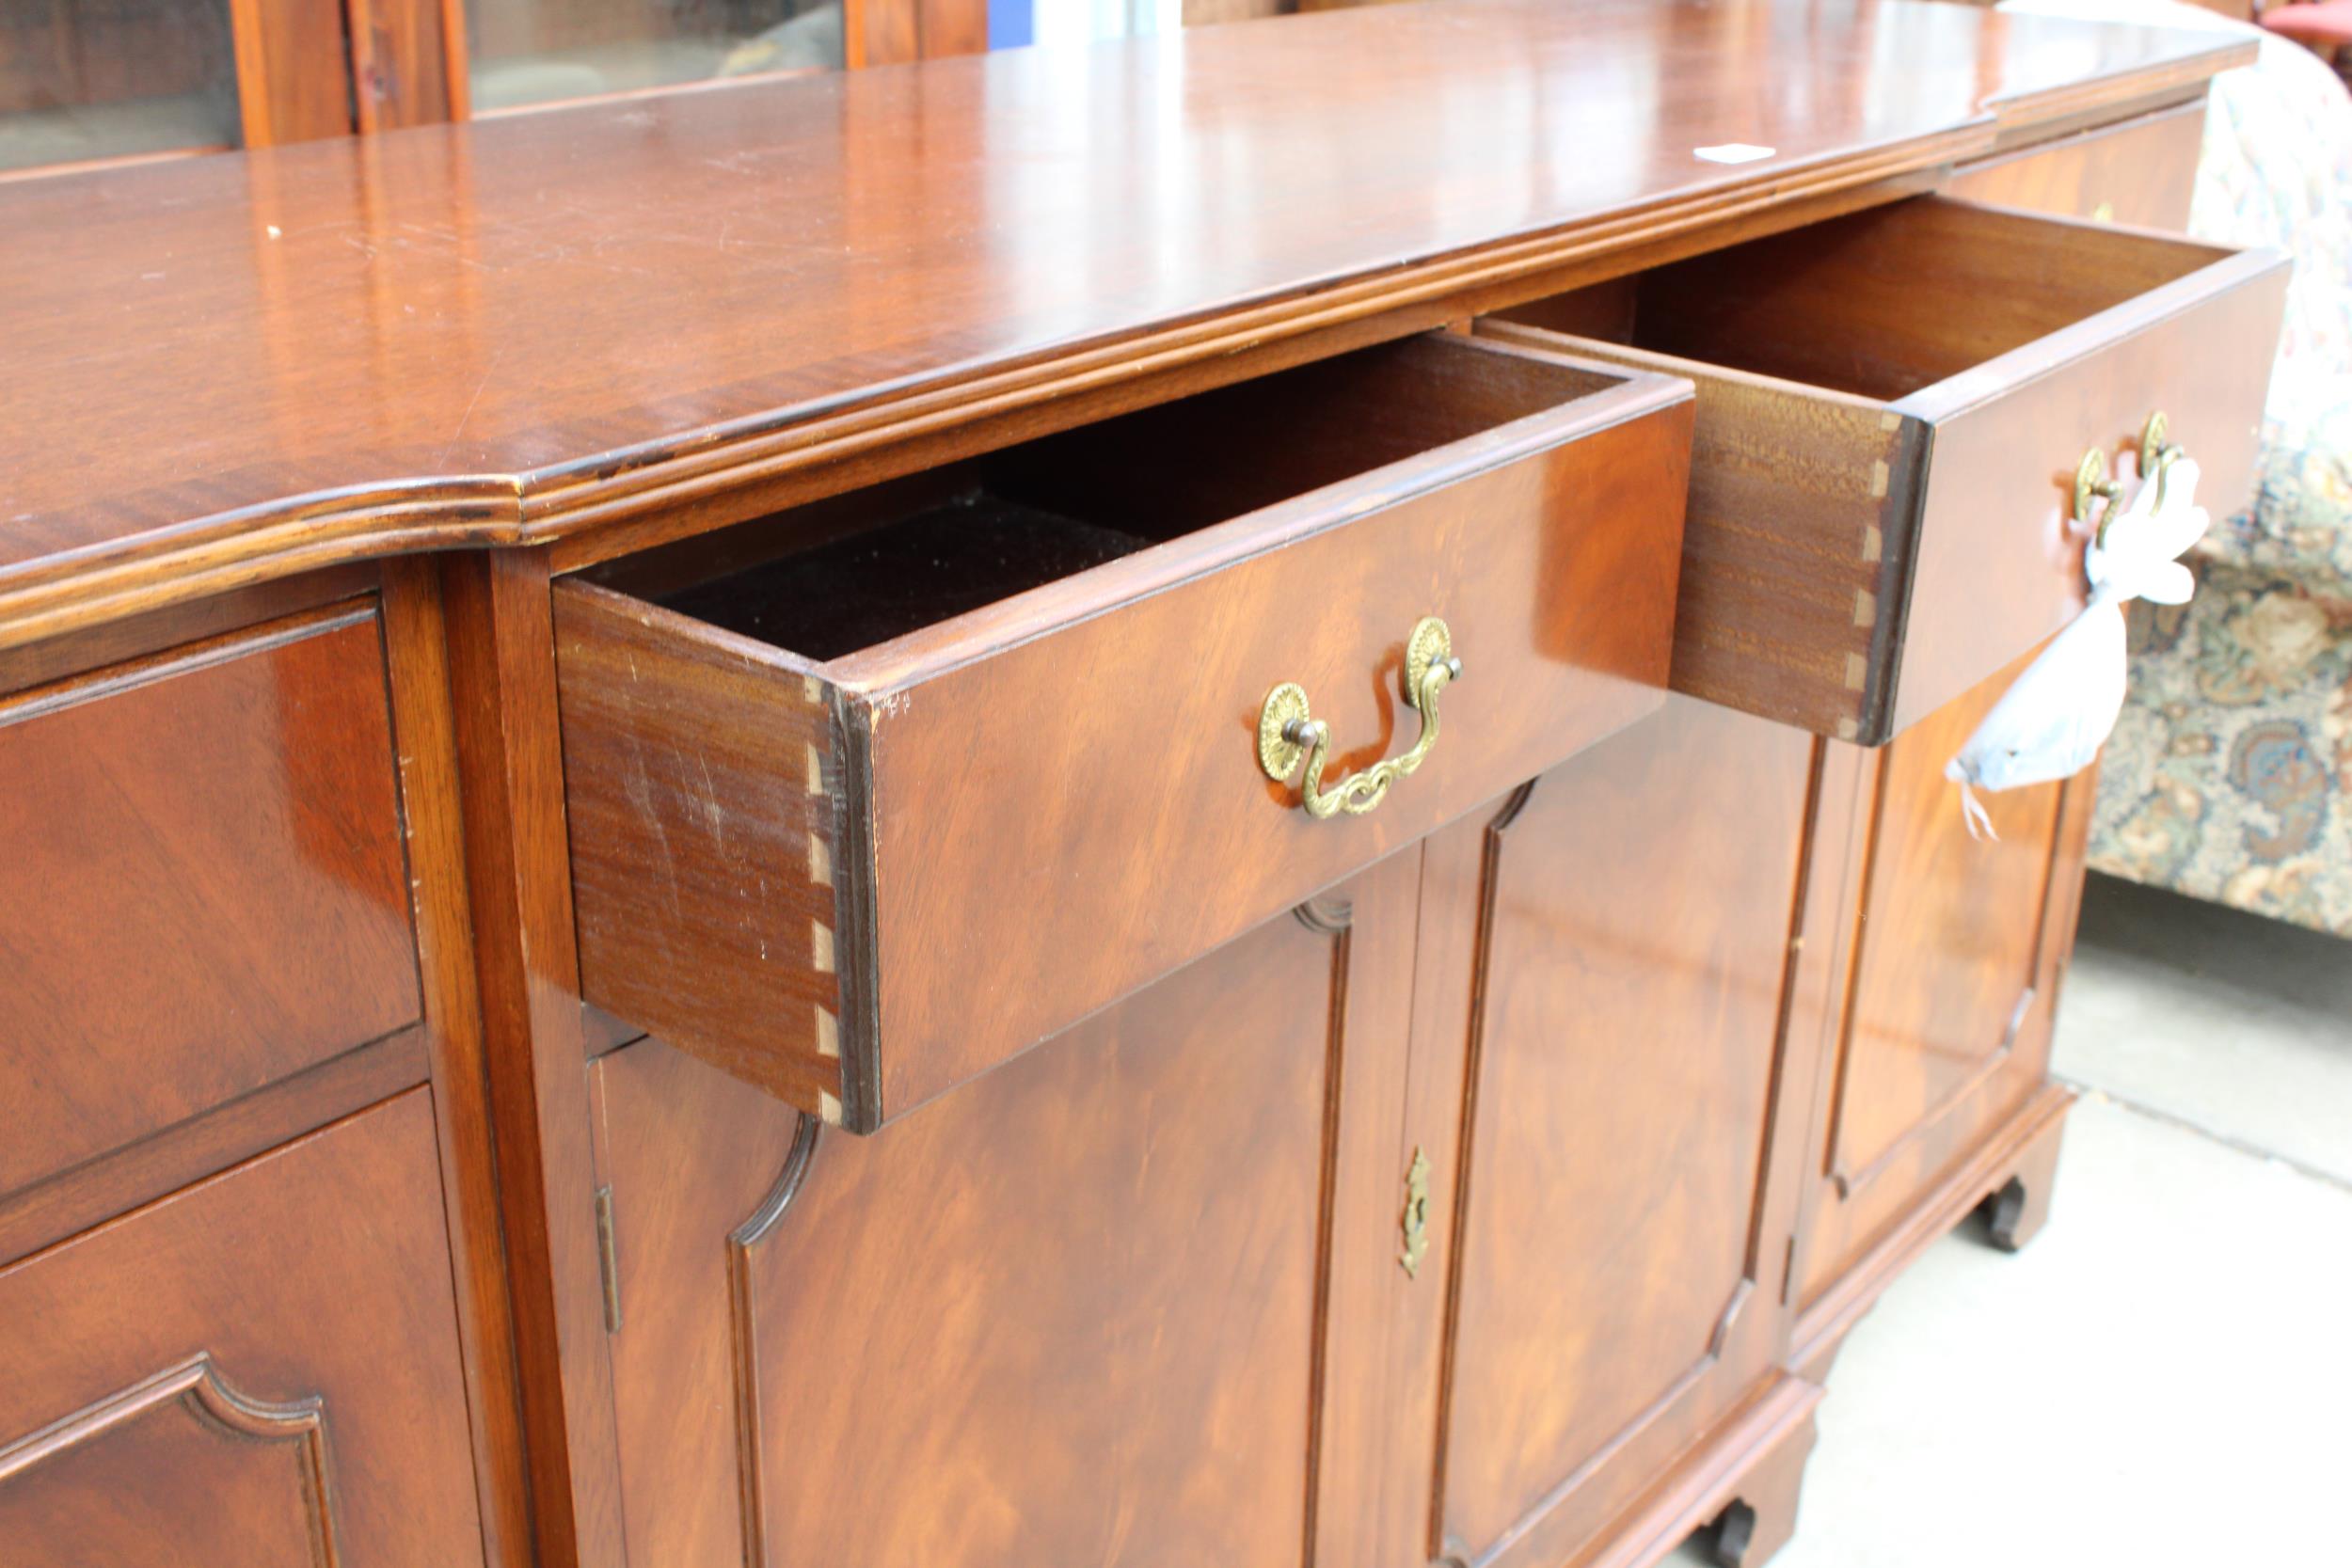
1479;193;2282;745
1494;196;2233;402
582;335;1624;662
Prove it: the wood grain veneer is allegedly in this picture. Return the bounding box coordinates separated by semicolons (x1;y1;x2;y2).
378;554;537;1568
1423;700;1820;1568
0;604;421;1201
0;1032;427;1269
0;0;2253;649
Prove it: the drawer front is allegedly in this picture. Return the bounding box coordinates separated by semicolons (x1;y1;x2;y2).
1482;196;2288;743
0;1091;485;1568
557;336;1692;1128
1946;101;2205;231
1891;253;2281;733
855;388;1689;1121
0;608;421;1199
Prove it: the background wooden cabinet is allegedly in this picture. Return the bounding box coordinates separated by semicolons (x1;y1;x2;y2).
0;0;463;176
1;0;984;182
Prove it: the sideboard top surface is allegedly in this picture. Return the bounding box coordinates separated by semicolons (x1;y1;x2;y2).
0;0;2249;644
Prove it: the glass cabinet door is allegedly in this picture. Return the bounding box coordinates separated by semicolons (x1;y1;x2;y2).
464;0;850;114
0;0;243;176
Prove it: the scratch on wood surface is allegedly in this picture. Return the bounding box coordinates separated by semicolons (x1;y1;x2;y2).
434;348;507;468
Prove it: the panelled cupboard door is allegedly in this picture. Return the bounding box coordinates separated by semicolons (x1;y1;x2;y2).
1790;655;2091;1316
0;1090;486;1568
1422;699;1817;1568
592;852;1425;1568
0;604;420;1209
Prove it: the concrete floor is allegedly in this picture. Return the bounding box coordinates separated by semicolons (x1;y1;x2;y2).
1682;875;2352;1568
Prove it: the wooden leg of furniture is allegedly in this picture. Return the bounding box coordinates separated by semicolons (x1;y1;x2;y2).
1790;1083;2076;1384
1701;1412;1819;1568
1979;1104;2067;1255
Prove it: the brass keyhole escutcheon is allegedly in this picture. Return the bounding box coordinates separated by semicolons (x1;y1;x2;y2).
1399;1146;1433;1279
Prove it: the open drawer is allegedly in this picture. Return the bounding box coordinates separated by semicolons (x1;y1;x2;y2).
553;334;1692;1130
1479;196;2288;743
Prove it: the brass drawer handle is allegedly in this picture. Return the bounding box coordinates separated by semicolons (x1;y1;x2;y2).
2074;411;2183;545
1258;616;1461;819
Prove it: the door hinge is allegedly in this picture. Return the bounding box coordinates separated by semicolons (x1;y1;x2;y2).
595;1183;624;1333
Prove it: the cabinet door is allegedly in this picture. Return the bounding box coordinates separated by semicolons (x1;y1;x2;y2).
0;1091;486;1567
1418;699;1818;1568
1789;656;2094;1320
590;852;1422;1568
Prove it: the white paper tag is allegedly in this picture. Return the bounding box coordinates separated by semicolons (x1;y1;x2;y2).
1693;143;1776;165
1945;455;2210;839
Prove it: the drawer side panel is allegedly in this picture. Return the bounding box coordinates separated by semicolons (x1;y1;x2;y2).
1664;364;1923;741
1473;322;1921;740
554;582;850;1123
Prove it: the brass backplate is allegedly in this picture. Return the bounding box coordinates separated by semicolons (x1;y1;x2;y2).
1258;681;1311;782
1404;617;1454;714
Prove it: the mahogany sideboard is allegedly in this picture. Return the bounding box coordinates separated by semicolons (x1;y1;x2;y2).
0;5;2284;1566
